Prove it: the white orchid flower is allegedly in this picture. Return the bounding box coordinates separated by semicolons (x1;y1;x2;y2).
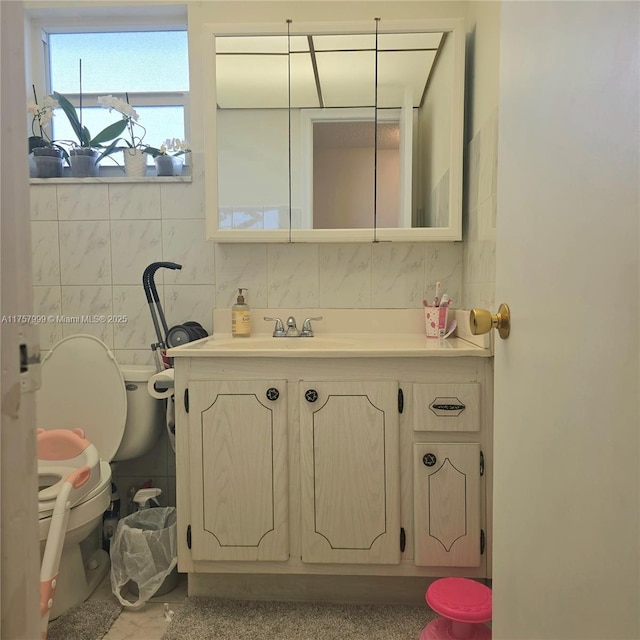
98;95;139;121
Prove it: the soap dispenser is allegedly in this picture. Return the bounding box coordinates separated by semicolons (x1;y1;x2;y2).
232;288;251;337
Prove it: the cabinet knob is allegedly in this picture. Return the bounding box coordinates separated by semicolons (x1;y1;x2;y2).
265;387;280;401
423;453;437;467
304;389;318;403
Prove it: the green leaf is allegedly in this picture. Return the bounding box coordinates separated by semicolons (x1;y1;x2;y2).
80;125;92;147
95;138;126;163
91;119;127;146
52;92;83;143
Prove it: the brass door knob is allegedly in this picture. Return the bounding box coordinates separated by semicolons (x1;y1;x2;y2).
469;303;511;339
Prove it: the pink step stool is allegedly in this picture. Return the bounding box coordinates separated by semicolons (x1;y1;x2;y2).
420;577;492;640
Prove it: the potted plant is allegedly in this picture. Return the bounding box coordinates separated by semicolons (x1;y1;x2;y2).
27;88;66;178
143;138;191;176
97;94;148;177
52;91;128;177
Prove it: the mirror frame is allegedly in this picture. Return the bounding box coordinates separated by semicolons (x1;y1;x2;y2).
204;18;465;243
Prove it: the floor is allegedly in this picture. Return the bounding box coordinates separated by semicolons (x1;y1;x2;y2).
89;572;188;640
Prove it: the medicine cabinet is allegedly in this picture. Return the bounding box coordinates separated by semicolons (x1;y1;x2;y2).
204;18;465;242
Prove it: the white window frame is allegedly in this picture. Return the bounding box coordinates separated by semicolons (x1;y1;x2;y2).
25;8;190;151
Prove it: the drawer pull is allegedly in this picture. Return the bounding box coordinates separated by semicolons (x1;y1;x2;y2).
429;397;466;416
266;387;280;401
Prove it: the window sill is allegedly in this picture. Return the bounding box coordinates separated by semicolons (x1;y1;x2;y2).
29;165;192;184
30;175;192;184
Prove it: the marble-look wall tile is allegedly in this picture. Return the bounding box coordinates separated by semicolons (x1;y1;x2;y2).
30;185;58;220
461;282;495;311
31;221;60;285
59;221;112;285
267;243;319;308
424;244;464;307
32;285;62;349
161;219;215;285
112;285;160;350
160;156;206;219
110;220;163;285
112;349;155;366
461;107;498;311
60;285;114;346
163;285;216;334
57;184;109;220
215;244;268;308
109;184;162;219
318;244;372;308
463;238;495;285
478;108;498;207
371;243;425;308
466;130;480;214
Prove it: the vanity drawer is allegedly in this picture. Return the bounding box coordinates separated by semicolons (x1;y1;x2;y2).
412;383;480;432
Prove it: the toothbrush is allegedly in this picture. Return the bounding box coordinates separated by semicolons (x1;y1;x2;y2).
433;282;441;307
440;294;451;307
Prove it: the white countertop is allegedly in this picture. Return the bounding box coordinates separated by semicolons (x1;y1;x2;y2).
167;332;489;358
168;309;492;358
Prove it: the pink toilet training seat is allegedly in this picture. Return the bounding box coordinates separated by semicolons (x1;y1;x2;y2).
426;577;492;623
421;578;492;640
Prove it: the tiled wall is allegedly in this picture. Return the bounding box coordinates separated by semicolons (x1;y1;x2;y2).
31;155;465;359
461;107;498;310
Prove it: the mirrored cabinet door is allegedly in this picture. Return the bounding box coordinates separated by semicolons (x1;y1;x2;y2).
204;19;465;243
209;27;291;241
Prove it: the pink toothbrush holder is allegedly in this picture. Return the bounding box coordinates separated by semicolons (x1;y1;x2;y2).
425;306;448;338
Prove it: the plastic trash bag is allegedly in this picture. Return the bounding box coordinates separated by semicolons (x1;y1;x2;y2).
110;506;177;608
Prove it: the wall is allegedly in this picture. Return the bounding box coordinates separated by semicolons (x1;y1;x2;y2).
460;1;500;311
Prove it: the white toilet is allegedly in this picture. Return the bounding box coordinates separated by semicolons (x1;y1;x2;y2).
36;334;164;619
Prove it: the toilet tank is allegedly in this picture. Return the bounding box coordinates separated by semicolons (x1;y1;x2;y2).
113;365;164;462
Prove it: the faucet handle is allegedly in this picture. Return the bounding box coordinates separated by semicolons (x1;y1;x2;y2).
264;317;286;337
301;316;323;337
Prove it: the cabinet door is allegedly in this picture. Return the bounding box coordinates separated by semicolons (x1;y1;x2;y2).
187;380;288;561
300;381;400;564
413;442;481;567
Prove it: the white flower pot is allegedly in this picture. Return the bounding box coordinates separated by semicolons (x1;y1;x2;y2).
123;148;147;178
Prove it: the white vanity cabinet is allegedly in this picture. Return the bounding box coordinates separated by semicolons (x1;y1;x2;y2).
170;329;493;591
185;379;289;562
299;381;400;565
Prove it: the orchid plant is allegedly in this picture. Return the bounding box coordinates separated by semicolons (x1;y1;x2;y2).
27;87;64;155
96;94;148;158
143;138;191;158
52;91;128;158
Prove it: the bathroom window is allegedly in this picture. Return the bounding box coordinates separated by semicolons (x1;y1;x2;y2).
40;29;189;164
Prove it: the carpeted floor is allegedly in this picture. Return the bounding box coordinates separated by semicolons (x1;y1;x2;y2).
160;597;435;640
47;600;122;640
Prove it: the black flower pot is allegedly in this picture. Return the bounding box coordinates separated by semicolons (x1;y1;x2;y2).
69;148;100;178
32;147;64;178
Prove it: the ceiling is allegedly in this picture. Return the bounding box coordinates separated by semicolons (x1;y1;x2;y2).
214;31;445;110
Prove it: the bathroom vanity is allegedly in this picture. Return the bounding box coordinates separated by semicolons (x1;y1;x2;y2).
169;310;493;595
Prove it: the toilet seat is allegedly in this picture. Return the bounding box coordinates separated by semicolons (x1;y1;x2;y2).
37;335;127;463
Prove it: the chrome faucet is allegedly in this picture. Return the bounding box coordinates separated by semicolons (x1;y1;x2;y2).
300;316;323;337
263;315;323;337
263;317;286;337
285;316;299;337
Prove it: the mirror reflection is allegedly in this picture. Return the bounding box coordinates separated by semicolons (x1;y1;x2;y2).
213;23;458;235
